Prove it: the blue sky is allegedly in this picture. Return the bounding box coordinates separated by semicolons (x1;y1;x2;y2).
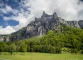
0;0;83;34
0;0;31;34
0;0;21;27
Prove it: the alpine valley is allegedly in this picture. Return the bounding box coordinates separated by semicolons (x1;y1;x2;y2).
0;11;83;54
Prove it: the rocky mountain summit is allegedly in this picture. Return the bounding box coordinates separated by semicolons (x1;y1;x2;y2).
0;11;83;41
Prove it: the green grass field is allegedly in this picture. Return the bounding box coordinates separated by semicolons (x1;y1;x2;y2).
0;52;83;60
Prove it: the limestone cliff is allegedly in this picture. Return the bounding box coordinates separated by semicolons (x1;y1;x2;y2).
0;11;83;41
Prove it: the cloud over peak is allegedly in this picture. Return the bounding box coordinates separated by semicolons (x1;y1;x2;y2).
0;0;83;34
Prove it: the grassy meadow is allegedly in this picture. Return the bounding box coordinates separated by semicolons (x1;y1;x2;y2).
0;52;83;60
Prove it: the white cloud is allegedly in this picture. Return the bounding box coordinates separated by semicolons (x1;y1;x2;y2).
0;0;83;34
26;0;83;20
3;12;31;31
0;5;13;14
0;26;15;35
18;0;83;21
6;5;12;11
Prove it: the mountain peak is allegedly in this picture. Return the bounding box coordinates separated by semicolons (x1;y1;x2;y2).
42;11;47;15
41;11;48;18
1;11;83;42
53;12;58;19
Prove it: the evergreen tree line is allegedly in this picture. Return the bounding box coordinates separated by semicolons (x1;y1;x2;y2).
0;24;83;54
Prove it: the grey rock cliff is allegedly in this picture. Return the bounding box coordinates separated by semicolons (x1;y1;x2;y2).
67;21;80;28
0;36;4;42
26;14;81;38
0;11;83;41
0;35;9;42
78;20;83;28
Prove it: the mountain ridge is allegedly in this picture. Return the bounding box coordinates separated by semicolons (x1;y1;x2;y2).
0;11;83;42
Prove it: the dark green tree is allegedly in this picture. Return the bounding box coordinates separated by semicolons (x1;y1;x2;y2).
0;42;6;55
7;43;16;55
19;41;27;52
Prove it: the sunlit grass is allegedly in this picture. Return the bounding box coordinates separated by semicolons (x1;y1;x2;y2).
0;52;83;60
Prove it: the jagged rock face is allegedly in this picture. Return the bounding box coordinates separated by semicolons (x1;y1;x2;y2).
67;21;80;28
0;11;83;41
25;12;81;39
0;36;4;42
0;35;9;42
25;12;60;38
78;20;83;28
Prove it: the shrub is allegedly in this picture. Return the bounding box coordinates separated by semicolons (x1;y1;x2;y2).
81;50;83;54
